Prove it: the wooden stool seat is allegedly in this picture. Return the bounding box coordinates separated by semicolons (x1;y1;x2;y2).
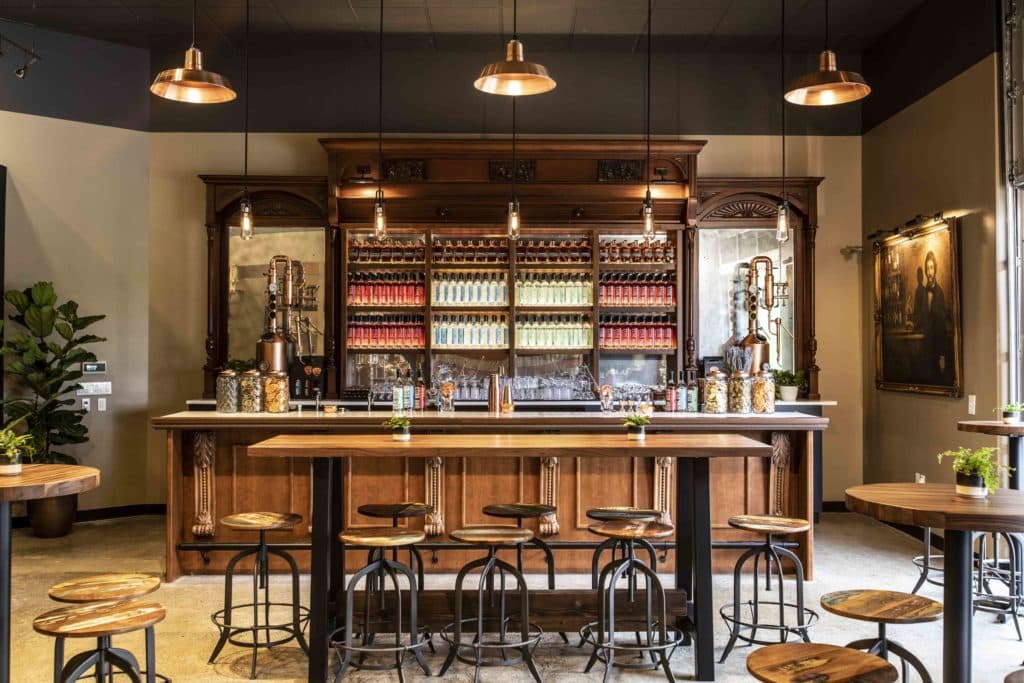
728;514;810;535
339;527;426;547
221;511;303;531
586;506;660;522
588;520;675;540
48;573;161;604
34;600;166;639
357;502;433;519
482;502;555;519
1005;670;1024;683
821;589;943;624
747;643;898;683
450;526;534;545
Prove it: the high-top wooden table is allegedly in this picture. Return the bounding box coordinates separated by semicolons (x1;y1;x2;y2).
0;464;100;682
846;482;1024;683
249;432;771;682
959;421;1024;489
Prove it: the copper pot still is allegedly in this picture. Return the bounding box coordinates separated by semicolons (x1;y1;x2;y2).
740;255;774;373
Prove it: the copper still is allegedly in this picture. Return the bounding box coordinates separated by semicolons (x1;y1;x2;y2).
257;255;297;373
739;255;774;374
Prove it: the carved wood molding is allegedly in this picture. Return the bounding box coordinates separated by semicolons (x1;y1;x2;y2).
597;159;642;182
192;431;216;538
489;159;536;182
769;431;792;516
383;159;427;182
653;456;674;525
425;456;445;536
539;456;560;536
706;199;778;220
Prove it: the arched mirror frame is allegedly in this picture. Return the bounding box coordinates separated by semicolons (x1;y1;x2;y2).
694;177;823;399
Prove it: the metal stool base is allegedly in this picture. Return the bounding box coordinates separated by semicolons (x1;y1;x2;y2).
718;601;819;647
439;617;543;669
579;618;683;672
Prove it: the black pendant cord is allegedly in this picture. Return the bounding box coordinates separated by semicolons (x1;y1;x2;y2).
780;0;785;205
824;0;829;51
243;0;249;199
377;0;384;199
192;0;198;48
645;0;652;200
511;96;517;203
512;0;518;42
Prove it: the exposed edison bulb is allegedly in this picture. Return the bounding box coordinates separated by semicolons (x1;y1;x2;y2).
776;201;790;243
507;199;521;240
240;196;254;240
373;189;387;240
642;191;655;243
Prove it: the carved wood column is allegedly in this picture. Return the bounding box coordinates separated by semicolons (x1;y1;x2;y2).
653;457;674;525
805;222;820;399
192;432;217;537
539;456;560;535
424;456;445;536
682;225;698;382
768;431;792;516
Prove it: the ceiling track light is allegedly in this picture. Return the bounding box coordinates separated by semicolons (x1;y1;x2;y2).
785;0;869;106
151;0;236;104
474;0;555;96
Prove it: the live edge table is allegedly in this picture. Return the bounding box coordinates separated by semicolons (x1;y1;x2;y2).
846;482;1024;683
0;464;100;683
248;432;771;683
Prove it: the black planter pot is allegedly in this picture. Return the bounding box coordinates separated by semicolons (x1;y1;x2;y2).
626;425;646;441
955;472;988;498
27;494;78;538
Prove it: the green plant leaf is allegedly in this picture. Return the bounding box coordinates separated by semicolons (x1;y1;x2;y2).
30;282;56;307
4;290;28;312
71;315;105;331
55;301;78;319
55;322;73;341
24;305;56;338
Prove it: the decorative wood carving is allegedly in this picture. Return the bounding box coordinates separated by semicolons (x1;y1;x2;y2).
425;456;445;536
653;456;674;525
489;159;536;182
383;159;426;182
192;432;216;538
539;456;560;536
769;431;792;517
598;159;643;182
706;199;778;220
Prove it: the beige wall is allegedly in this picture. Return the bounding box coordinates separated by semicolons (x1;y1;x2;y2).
1;110;150;509
862;55;1003;486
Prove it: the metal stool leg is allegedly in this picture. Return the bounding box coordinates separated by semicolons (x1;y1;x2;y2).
208;547;257;664
719;545;760;663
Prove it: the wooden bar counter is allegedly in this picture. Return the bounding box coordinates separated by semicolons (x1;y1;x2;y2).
152;410;827;581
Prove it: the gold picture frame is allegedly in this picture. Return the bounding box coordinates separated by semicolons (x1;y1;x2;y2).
873;216;963;396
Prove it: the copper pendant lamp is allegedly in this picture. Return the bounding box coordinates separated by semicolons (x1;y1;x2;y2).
784;0;869;106
474;0;555;96
151;0;236;104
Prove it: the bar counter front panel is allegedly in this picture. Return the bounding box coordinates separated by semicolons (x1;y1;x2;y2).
155;410;826;582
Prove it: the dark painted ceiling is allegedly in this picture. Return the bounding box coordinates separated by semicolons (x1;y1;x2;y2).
0;0;924;53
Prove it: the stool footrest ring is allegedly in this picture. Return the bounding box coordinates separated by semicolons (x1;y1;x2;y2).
440;617;543;669
718;601;818;647
210;602;310;650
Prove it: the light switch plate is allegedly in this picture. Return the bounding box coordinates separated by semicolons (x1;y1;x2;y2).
76;382;112;396
81;398;90;412
97;398;107;412
968;394;976;415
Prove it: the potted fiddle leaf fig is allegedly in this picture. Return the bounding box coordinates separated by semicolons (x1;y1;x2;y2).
0;282;106;537
774;369;805;402
999;402;1024;424
383;415;411;441
0;420;34;476
937;446;1009;498
623;414;650;441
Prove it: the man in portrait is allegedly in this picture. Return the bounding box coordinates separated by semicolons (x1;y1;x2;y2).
911;250;952;384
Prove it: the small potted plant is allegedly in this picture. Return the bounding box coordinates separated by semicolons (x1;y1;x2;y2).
383;415;411;441
0;423;34;476
937;446;1010;498
774;370;805;402
623;414;650;441
999;402;1024;424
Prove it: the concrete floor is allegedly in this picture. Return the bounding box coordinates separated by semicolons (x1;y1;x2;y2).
7;513;1023;682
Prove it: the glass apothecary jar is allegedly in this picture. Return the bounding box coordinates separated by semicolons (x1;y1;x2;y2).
216;369;239;413
752;369;776;414
703;368;727;414
239;369;263;413
727;371;752;414
263;372;290;413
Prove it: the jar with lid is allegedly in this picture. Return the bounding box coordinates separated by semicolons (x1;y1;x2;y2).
752;369;776;414
727;371;752;413
216;369;239;413
239;370;263;413
703;368;727;414
263;372;290;413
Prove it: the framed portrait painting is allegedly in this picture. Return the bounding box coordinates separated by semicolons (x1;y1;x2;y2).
873;216;963;396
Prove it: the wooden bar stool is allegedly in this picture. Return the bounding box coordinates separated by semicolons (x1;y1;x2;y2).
331;527;431;682
357;502;432;591
580;519;683;683
719;514;817;663
34;599;166;683
821;589;940;683
747;643;898;682
439;526;543;683
208;512;310;679
586;507;661;589
48;574;168;682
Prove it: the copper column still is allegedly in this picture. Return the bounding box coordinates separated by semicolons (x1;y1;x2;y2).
257;255;296;373
739;255;774;373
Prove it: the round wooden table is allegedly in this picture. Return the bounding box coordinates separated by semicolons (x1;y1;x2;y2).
958;420;1024;489
0;464;100;681
846;482;1024;683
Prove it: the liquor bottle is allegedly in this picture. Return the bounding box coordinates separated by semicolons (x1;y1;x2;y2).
676;370;688;412
403;370;414;412
666;371;677;411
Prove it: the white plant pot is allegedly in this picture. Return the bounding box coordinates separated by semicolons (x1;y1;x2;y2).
955;473;988;498
627;427;646;441
1003;412;1022;425
392;430;411;442
0;462;22;476
779;386;799;401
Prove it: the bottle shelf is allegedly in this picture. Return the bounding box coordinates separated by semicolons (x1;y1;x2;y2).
348;262;425;270
348;305;426;311
431;262;510;269
433;347;510;352
431;305;509;311
348;346;426;353
597;306;676;313
515;347;592;355
515;262;593;270
599;347;677;354
515;305;595;312
599;262;677;272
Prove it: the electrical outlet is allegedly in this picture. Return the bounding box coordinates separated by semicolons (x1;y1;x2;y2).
915;472;926;484
968;394;976;415
81;398;91;412
97;398;107;412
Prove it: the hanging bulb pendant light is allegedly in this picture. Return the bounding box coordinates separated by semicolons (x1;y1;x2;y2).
474;0;555;96
374;0;388;240
785;0;869;105
239;0;254;240
777;0;790;244
151;0;236;104
507;97;521;240
640;0;655;244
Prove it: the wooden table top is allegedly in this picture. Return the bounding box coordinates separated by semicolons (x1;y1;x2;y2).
846;483;1024;533
958;420;1024;437
247;432;772;459
0;464;100;502
747;643;897;682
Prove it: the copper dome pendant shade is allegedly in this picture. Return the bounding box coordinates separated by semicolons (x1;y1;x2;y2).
150;0;235;104
474;0;555;96
784;49;869;105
